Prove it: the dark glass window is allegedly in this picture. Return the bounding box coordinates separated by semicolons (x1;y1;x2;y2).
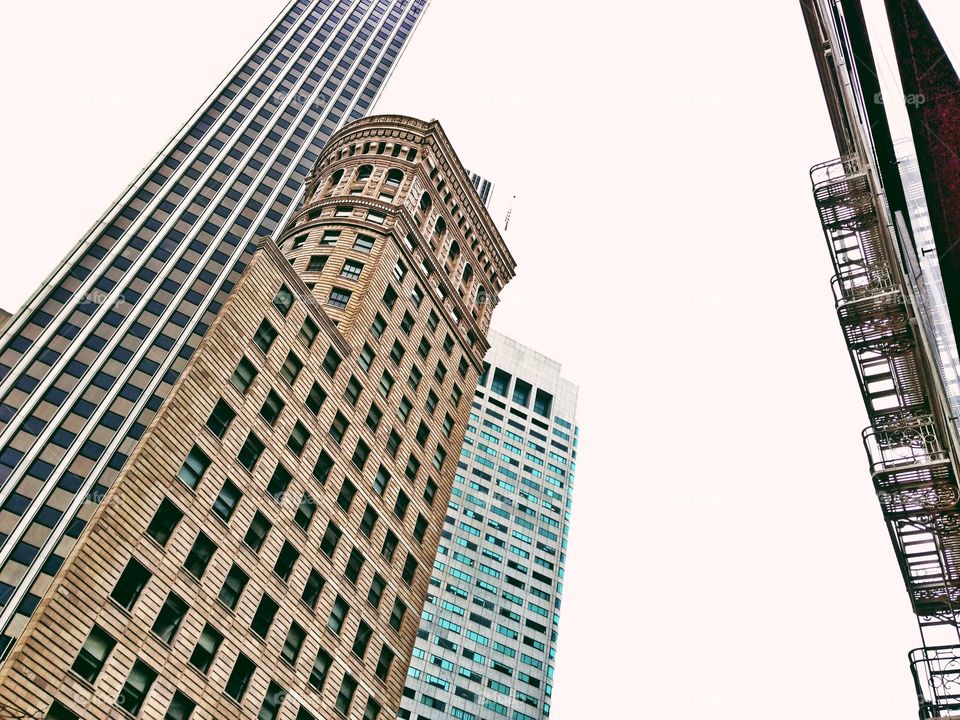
111;558;151;610
218;564;249;610
146;498;183;546
71;625;116;683
188;623;223;674
151;592;189;644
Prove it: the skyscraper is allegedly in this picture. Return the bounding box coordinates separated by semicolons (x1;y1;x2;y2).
0;0;429;660
465;172;494;209
802;0;960;714
399;331;578;720
0;115;515;719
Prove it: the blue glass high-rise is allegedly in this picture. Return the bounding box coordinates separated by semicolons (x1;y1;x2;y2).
0;0;428;658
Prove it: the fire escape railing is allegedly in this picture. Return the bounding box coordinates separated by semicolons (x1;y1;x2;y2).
811;155;960;718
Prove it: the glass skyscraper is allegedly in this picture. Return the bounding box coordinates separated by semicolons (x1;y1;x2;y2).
399;331;578;720
0;0;428;659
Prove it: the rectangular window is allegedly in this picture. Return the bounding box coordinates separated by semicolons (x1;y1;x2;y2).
260;390;285;425
402;554;418;585
387;430;401;457
280;351;303;385
302;569;326;610
294;493;316;531
320;521;342;557
287;421;310;456
341;259;364;280
374;466;391;496
352;439;370;470
273;540;301;582
183;533;217;579
165;692;195;720
321;230;341;245
231;356;258;393
146;498;182;546
299;316;319;348
335;674;357;715
178;445;210;490
345;375;362;406
117;660;157;716
376;645;395;681
368;573;386;608
212;479;242;522
244;511;272;553
328;595;350;634
273;285;294;317
218;564;249;610
352;620;372;658
307;255;328;272
401;311;415;335
360;505;379;538
371;312;387;339
323;347;342;377
337;479;357;512
345;548;365;584
407;365;422;391
365;402;383;432
328;287;352;309
151;592;189;644
225;654;256;702
251;593;279;638
381;530;398;562
354;234;375;252
71;625;116;683
189;623;223;674
309;648;333;691
237;432;265;471
329;411;349;443
281;623;307;666
111;558;151;610
379;370;394;398
206;398;236;439
258;681;285;720
254;319;278;354
313;450;334;485
306;382;327;415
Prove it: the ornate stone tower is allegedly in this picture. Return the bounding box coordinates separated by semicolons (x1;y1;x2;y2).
0;116;515;720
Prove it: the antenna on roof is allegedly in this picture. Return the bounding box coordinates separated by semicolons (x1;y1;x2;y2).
504;196;516;231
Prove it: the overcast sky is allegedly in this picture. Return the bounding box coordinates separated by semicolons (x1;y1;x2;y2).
2;1;960;717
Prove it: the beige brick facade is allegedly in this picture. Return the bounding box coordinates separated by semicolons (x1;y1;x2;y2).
0;117;514;720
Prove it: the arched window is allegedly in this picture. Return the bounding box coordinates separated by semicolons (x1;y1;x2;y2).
434;217;447;239
419;192;432;214
386;169;403;188
462;263;473;286
448;240;460;262
476;286;487;305
356;164;373;181
329;169;344;187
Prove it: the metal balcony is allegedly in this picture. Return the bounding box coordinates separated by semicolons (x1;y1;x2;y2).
911;645;960;717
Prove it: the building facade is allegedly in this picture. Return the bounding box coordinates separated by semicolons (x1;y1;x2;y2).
0;0;430;660
0;116;515;719
399;331;577;720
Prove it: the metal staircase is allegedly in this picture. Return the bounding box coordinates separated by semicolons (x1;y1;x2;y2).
811;155;960;718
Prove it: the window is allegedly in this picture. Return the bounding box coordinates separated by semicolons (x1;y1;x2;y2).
299;316;319;348
418;336;431;359
363;699;382;720
371;313;387;339
390;598;407;631
416;421;430;446
410;285;424;308
405;454;420;481
297;708;317;720
237;432;265;471
354;234;375;252
254;319;278;353
376;645;395;681
360;505;379;538
152;592;189;644
321;230;341;245
398;396;412;422
218;564;249;610
281;351;303;385
225;654;256;702
244;511;272;552
402;553;418;585
292;234;307;250
251;594;279;637
426;390;439;414
306;382;327;415
434;445;447;470
336;479;356;512
320;522;342;557
345;376;362;406
274;541;300;582
323;347;342;377
335;673;358;714
386;168;403;187
387;430;401;457
334;206;352;217
374;466;391;496
178;445;210;490
408;365;422;391
302;569;326;609
328;287;352;309
231;356;258;393
287;421;310;456
313;450;334;485
183;533;217;579
294;493;316;531
365;402;383;431
379;370;394;398
451;384;463;406
414;514;428;543
328;595;349;634
111;558;151;610
146;498;183;546
212;480;242;522
352;620;372;658
307;255;328;272
419;191;432;214
46;703;80;720
534;388;553;417
164;692;195;720
341;259;364;280
390;340;406;365
381;530;398;562
382;285;398;311
443;413;454;437
309;648;333;691
281;623;307;666
189;623;223;674
394;490;410;521
71;625;116;683
273;285;294;317
266;463;292;501
206;399;236;439
400;311;415;335
359;343;375;372
424;478;438;505
352;439;370;470
458;356;469;378
368;573;387;608
260;390;285;426
330;411;349;443
443;334;455;355
491;369;511;397
117;660;156;716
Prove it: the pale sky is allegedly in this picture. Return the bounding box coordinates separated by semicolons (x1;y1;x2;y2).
2;1;960;717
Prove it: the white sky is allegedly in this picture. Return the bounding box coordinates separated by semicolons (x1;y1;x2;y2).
2;0;960;717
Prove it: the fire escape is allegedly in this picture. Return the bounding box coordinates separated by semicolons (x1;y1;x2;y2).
811;155;960;717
